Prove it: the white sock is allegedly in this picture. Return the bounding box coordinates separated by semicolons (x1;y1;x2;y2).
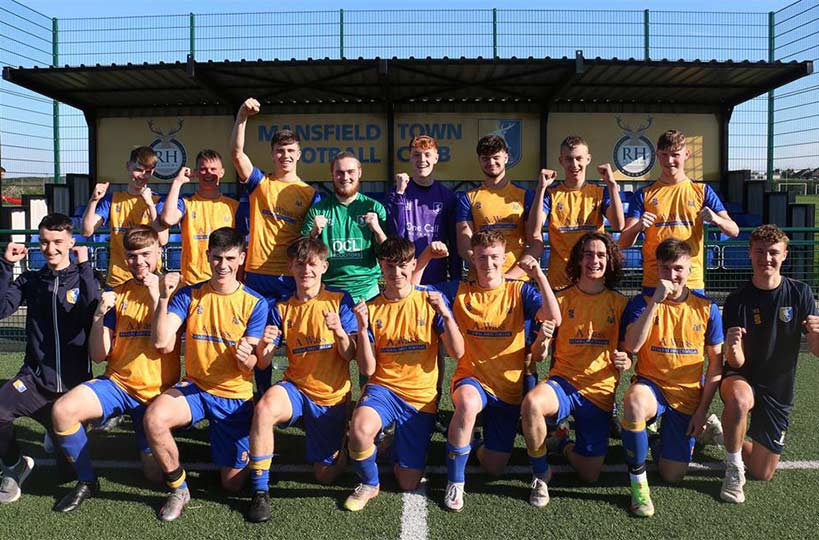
726;451;743;468
629;471;647;484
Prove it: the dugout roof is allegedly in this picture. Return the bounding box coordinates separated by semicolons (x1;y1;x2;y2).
3;53;814;117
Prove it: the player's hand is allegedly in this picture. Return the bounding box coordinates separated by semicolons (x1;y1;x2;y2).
540;319;557;341
699;207;717;223
160;272;181;299
426;290;451;318
324;310;344;335
640;211;656;231
142;272;160;301
395;172;410;195
538;169;557;191
612;349;631;372
235;337;257;371
803;315;819;335
3;243;28;263
687;410;707;438
239;98;261;119
312;215;328;236
258;325;281;359
725;326;746;349
653;279;674;303
597;163;618;187
174;167;192;184
90;182;109;203
138;186;155;206
363;212;382;232
353;300;369;331
428;241;449;259
70;246;89;264
96;291;117;316
517;254;543;279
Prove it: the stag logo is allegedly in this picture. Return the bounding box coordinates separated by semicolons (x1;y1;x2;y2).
147;119;187;180
612;116;655;178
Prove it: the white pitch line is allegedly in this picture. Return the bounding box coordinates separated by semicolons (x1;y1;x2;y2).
30;458;819;474
399;480;428;540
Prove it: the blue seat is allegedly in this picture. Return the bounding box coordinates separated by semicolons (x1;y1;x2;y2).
724;201;744;215
722;246;751;270
165;246;183;271
622;247;643;270
94;246;109;272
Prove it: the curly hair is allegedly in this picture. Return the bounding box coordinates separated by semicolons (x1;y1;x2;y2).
750;224;789;248
565;231;624;289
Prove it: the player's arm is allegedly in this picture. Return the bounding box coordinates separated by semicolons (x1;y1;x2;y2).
525;169;556;265
81;182;109;236
688;342;724;437
599;164;625;232
230;98;260;182
156;167;190;229
507;187;546;280
151;273;184;351
803;315;819;357
428;290;464;360
364;211;387;244
700;186;739;238
724;326;746;368
139;190;168;246
386;173;410;236
623;282;672;353
90;290;117;363
235;336;260;374
353;300;376;377
325;308;356;361
0;243;29;319
455;220;473;264
256;324;281;371
413;242;449;286
518;255;562;326
530;319;556;363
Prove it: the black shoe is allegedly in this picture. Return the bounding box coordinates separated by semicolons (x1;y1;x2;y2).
434;412;448;435
53;480;99;512
246;491;271;523
609;416;622;440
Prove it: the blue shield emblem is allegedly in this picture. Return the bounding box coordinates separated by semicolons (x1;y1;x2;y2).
779;307;793;323
479;119;523;169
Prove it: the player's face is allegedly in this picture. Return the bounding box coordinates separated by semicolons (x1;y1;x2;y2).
38;228;74;268
207;246;245;284
272;142;301;174
580;238;608;281
657;146;690;176
127;161;155;188
750;240;787;278
657;254;691;296
288;255;328;290
478;151;508;179
197;158;224;187
472;242;506;281
332;157;361;199
558;145;591;181
380;258;416;291
125;243;160;281
410;147;439;178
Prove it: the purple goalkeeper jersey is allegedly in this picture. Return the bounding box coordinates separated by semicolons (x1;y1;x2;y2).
385;180;461;283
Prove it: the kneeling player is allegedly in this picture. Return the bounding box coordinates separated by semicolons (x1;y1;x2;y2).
245;236;357;523
521;232;629;507
620;238;723;517
420;230;559;512
344;237;463;511
718;225;819;503
52;226;180;512
146;228;267;521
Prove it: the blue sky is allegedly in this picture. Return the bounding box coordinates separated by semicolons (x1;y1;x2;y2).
25;0;788;18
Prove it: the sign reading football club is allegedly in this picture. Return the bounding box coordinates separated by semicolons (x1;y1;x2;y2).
478;119;523;169
147;119;187;180
612;116;656;178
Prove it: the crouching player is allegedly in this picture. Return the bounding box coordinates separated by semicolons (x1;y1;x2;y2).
344;237;464;511
51;226;180;512
245;236;357;523
419;230;559;512
146;227;267;521
520;232;629;507
620;238;723;517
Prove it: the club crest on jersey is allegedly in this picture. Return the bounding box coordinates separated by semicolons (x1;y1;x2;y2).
433;202;443;214
650;197;659;207
612;116;655;178
418;319;426;326
147;118;187;180
478;119;523;169
66;288;79;305
232;315;240;325
568;308;575;319
779;307;793;323
296;199;304;207
475;202;482;210
557;202;564;211
376;319;383;329
197;305;204;315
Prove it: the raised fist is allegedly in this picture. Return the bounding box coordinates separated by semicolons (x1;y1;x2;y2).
239;98;261;119
538;169;557;191
353;300;369;331
235;337;256;371
3;243;28;263
174;167;192;184
96;291;117;316
640;211;657;231
426;290;450;317
324;310;343;334
90;182;109;203
395;173;410;195
699;207;717;223
70;246;89;264
517;254;542;278
160;272;181;299
597;163;617;186
428;241;449;259
653;279;675;303
540;319;556;341
313;215;328;236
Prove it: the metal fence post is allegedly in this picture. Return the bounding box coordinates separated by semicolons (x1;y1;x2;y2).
52;17;60;183
340;9;344;59
492;8;498;59
767;11;775;188
190;13;195;59
644;9;650;60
